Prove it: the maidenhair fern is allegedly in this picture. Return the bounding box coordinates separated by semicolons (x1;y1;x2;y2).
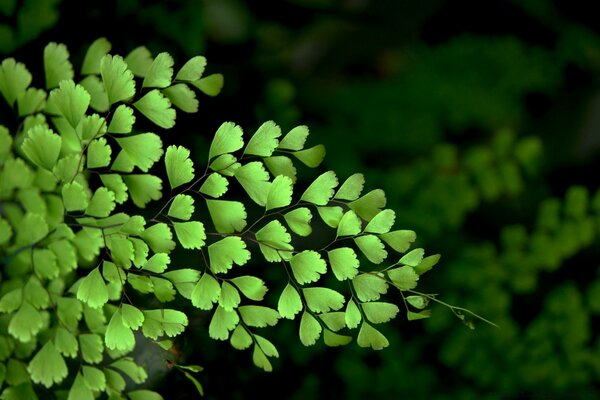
0;38;486;398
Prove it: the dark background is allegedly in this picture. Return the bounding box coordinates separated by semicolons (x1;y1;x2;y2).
3;0;600;398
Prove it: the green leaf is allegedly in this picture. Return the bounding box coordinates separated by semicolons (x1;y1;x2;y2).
0;58;32;106
255;220;293;262
15;212;48;246
345;299;362;329
168;194;194;221
121;304;144;329
32;248;58;279
328;247;359;281
209;306;239;340
62;181;89;212
163;84;198;113
362;302;399;324
265;175;293;211
47;80;90;128
293;144;325;168
399;248;424;267
303;287;345;313
301;170;339;205
245;120;281;157
152;277;175;301
323;329;352;347
0;217;12;246
0;288;21;313
414;254;441;275
407;310;432;321
218;282;241;311
54;327;78;358
283;207;312;236
277;284;303;319
335;173;365;201
86;187;116;217
50;240;78;274
191;273;220;310
164;145;194;189
278;125;309;151
81;366;106;391
234;161;271;206
24;277;50;308
406;295;429;310
101;174;128;203
357;322;389;350
192;73;224;96
44;42;73;89
252;344;273;372
101;55;135;105
124;46;153;77
8;301;44;341
79;333;103;363
238;306;279;328
320;312;346;332
208;236;250;273
173;221;205;249
142;52;174;88
79;75;109;112
57;298;83;331
81;37;111;75
104;368;126;393
337;210;362;237
299;312;322;346
116;133;163;172
317;206;344;228
143;253;170;273
128;274;154;294
364;209;395;234
387;266;419;290
111;358;147;383
209;153;241;176
379;230;416;253
349;189;387;221
108;104;135;134
78;113;106;140
231;276;268;301
106;235;134;268
199;173;228;198
68;372;94;400
21;125;61;170
17;88;46;117
28;341;68;387
289;250;327;284
142;309;188;339
208;121;244;160
123;174;163;208
134;89;176;129
264;156;297;182
230;325;252;350
352;274;388;302
162;269;200;300
206;200;246;233
87;137;112;169
176;56;206;81
76;267;109;309
354;235;388;264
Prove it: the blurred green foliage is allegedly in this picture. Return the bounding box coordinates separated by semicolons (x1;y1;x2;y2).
3;0;600;398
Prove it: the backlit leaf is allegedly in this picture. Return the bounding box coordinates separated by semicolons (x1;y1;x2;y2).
208;121;244;160
86;187;116;217
28;341;68;387
278;125;309;151
238;306;279;328
21;125;61;170
230;325;252;350
17;88;46;116
284;207;312;236
364;209;395;234
176;56;206;81
289;250;326;284
209;306;239;340
352;274;388;302
414;254;441;275
116;133;163;172
164;145;194;189
62;181;89;212
79;333;103;363
68;373;93;400
124;46;153;77
87;137;112;169
303;287;345;313
142;52;174;88
79;75;109;112
47;80;90;128
354;235;388;264
345;299;362;329
387;266;419;290
255;220;293;262
106;235;133;268
208;236;250;273
81;37;111;75
101;174;128;203
44;42;73;89
231;276;268;301
337;210;362;237
168;194;194;221
206;200;246;233
82;366;106;391
54;327;78;358
121;304;144;330
357;322;389;350
234;161;271;206
299;312;321;346
335;173;365;201
349;189;387;221
100;54;135;105
152;276;176;301
328;247;359;281
323;329;352;347
162;268;200;300
191;273;220;310
192;73;224;96
173;221;205;249
124;174;162;208
218;282;241;311
0;289;21;313
317;206;344;228
143;253;170;273
362;302;399;324
76;267;109;309
0;58;32;106
399;248;425;267
407;310;432;321
245;120;281;157
302;171;339;207
199;173;228;198
108;104;135;134
8;301;44;341
264;156;297;182
293;144;325;168
379;230;416;253
134;89;176;129
142;309;188;339
209;153;241;176
277;284;303;319
406;295;429;310
266;175;293;211
163;83;198;113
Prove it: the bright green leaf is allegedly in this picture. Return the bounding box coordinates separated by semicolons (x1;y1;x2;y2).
289;250;326;284
278;125;309;151
176;56;206;81
28;341;68;387
54;327;78;358
209;153;241;176
17;88;46;117
303;287;345;313
21;125;61;170
141;309;188;339
317;206;344;228
47;80;90;128
357;322;389;350
300;171;337;205
299;312;321;346
76;267;109;309
323;329;352;347
142;52;174;88
108;104;135;134
101;54;135;105
68;373;93;400
335;173;365;201
379;230;416;253
208;236;250;273
163;84;198;113
79;333;103;363
293;144;325;168
173;221;205;249
266;175;293;211
230;325;252;350
87;137;112;169
231;276;268;301
191;273;220;310
206;200;247;233
234;161;271;206
208;121;244;160
82;366;106;392
124;46;153;77
349;189;387;221
364;209;395;234
209;306;239;340
255;220;293;262
101;174;128;203
79;75;109;112
81;37;111;75
414;254;441;275
8;301;44;342
192;73;224;96
86;187;116;217
0;58;32;106
352;274;388;302
399;248;425;267
164;145;194;189
245;120;281;157
328;247;359;281
277;284;302;319
337;210;362;237
143;253;170;273
238;306;279;328
116;133;163;172
44;42;73;89
345;299;362;329
168;194;194;221
134;89;176;129
354;235;387;264
387;266;419;290
121;304;144;330
199;173;228;198
406;295;429;310
362;302;399;324
284;207;312;236
123;174;163;208
264;156;297;182
218;282;241;311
